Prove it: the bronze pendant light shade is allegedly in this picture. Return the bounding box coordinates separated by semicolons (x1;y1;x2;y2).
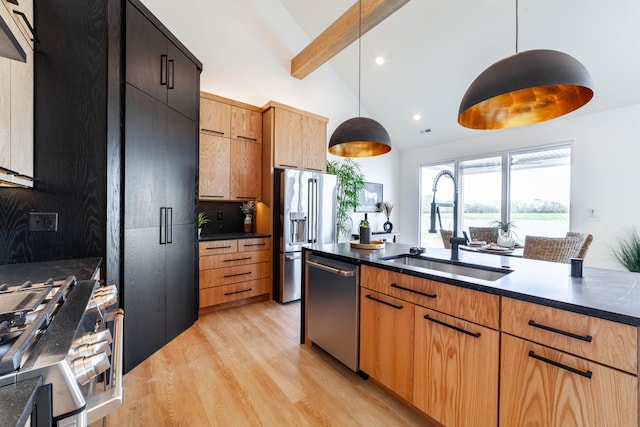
328;0;391;157
458;49;594;130
328;117;391;157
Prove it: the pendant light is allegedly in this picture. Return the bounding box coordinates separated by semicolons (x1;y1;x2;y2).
328;0;391;157
458;0;593;130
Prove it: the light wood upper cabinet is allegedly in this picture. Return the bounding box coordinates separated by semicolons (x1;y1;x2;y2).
230;138;261;200
302;115;327;172
199;92;262;201
0;28;33;187
231;106;261;143
200;98;230;137
199;133;230;199
264;103;328;172
273;108;303;169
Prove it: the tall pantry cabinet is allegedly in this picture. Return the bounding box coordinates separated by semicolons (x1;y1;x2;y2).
34;0;201;373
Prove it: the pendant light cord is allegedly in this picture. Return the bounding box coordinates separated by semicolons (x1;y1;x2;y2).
515;0;519;53
358;0;362;117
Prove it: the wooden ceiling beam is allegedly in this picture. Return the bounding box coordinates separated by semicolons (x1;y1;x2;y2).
290;0;411;80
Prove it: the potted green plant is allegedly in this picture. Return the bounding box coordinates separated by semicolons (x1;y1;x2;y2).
326;158;365;242
197;212;209;237
491;219;517;248
613;228;640;272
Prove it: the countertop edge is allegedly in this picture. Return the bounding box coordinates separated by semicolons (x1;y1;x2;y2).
304;244;640;327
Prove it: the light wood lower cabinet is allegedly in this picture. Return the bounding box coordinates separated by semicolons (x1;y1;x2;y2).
357;265;639;426
413;306;499;427
359;289;414;401
500;333;637;427
199;238;271;309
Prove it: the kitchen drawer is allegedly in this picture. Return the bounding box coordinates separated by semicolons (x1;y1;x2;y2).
199;240;238;256
361;265;499;329
200;250;270;270
199;262;271;289
200;278;270;306
238;237;271;253
502;297;638;374
500;333;638;427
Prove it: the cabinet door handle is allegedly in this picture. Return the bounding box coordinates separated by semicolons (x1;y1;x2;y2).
528;350;593;379
527;320;593;343
278;164;299;169
235;196;256;200
160;55;168;85
236;135;258;142
365;294;403;310
423;314;481;338
223;257;252;263
390;283;437;299
166;207;172;244
167;59;175;89
224;288;252;296
201;129;225;136
160;207;167;244
12;10;37;42
223;272;252;278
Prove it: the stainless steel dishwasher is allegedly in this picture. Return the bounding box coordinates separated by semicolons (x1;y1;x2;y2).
306;254;359;371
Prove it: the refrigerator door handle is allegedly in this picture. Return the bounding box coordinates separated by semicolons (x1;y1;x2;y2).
308;178;318;243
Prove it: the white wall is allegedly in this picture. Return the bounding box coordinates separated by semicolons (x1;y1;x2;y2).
397;104;640;270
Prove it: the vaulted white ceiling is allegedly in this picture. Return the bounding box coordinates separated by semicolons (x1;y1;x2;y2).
142;0;640;152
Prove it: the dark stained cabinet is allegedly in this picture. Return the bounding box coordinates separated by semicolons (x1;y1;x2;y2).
33;0;201;374
123;1;200;372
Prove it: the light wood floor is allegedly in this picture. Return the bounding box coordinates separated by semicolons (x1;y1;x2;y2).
105;300;436;426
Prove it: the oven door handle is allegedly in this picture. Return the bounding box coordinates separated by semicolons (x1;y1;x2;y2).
86;308;124;424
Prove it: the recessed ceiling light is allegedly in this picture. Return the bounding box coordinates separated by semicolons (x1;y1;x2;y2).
375;56;384;65
412;113;421;121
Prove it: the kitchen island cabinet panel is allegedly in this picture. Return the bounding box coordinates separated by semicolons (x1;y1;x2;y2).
502;297;638;374
500;333;637;427
359;289;414;402
413;306;499;427
361;265;499;329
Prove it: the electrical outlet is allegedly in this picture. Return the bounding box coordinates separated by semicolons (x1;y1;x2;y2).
217;211;223;220
29;212;59;231
586;208;600;222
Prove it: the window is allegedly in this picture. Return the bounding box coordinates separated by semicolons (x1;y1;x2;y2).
419;144;571;248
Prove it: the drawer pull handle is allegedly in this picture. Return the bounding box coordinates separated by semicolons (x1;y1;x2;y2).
390;283;437;299
201;129;225;136
244;243;266;247
365;294;403;310
528;350;593;379
224;257;252;262
207;245;232;250
528;320;593;343
424;315;481;338
223;272;252;278
224;288;253;296
236;135;258;142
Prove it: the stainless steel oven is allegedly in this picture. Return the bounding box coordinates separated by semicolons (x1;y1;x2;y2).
0;276;124;426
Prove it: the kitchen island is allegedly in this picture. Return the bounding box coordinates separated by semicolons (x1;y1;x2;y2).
303;243;640;427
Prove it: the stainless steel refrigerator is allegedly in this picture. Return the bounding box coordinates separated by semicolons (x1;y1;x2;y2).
274;168;337;303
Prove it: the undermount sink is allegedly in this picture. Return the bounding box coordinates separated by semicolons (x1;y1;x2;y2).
381;255;511;282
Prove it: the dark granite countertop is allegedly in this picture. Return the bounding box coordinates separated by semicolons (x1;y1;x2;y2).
305;243;640;326
0;257;102;286
0;377;42;427
199;232;271;241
